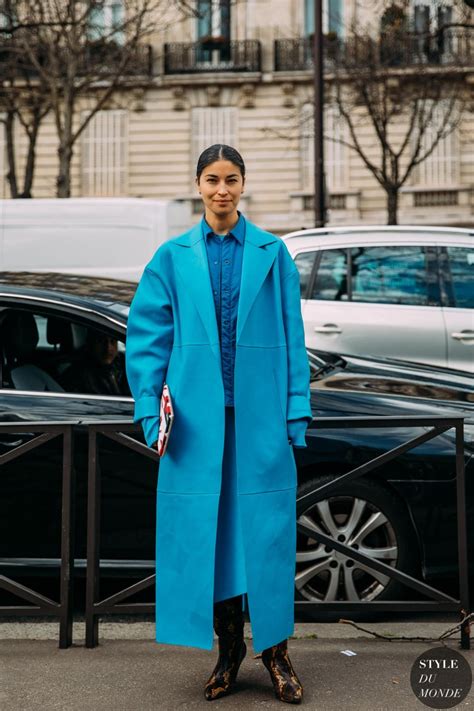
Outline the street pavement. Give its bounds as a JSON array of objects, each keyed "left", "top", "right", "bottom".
[{"left": 0, "top": 620, "right": 473, "bottom": 710}]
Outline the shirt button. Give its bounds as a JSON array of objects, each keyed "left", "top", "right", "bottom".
[
  {"left": 214, "top": 290, "right": 217, "bottom": 294},
  {"left": 214, "top": 260, "right": 218, "bottom": 265}
]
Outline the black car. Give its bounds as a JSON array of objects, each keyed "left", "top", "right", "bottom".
[{"left": 0, "top": 272, "right": 472, "bottom": 606}]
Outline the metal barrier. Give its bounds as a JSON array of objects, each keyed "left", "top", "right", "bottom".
[
  {"left": 294, "top": 416, "right": 470, "bottom": 650},
  {"left": 84, "top": 415, "right": 470, "bottom": 650},
  {"left": 85, "top": 423, "right": 159, "bottom": 649},
  {"left": 0, "top": 416, "right": 470, "bottom": 650},
  {"left": 0, "top": 422, "right": 75, "bottom": 649}
]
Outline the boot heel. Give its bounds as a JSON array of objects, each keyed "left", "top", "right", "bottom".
[
  {"left": 261, "top": 639, "right": 303, "bottom": 704},
  {"left": 204, "top": 639, "right": 246, "bottom": 701}
]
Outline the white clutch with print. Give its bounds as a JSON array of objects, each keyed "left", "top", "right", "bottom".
[{"left": 157, "top": 383, "right": 174, "bottom": 457}]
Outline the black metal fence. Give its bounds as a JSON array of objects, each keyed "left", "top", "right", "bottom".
[
  {"left": 164, "top": 40, "right": 261, "bottom": 74},
  {"left": 0, "top": 416, "right": 470, "bottom": 650},
  {"left": 294, "top": 416, "right": 470, "bottom": 651},
  {"left": 0, "top": 39, "right": 154, "bottom": 79},
  {"left": 85, "top": 423, "right": 158, "bottom": 649},
  {"left": 274, "top": 30, "right": 473, "bottom": 72},
  {"left": 0, "top": 423, "right": 75, "bottom": 649}
]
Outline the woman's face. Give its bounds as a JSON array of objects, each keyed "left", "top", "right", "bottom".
[{"left": 196, "top": 160, "right": 245, "bottom": 219}]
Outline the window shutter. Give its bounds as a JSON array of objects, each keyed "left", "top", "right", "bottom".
[
  {"left": 414, "top": 100, "right": 459, "bottom": 187},
  {"left": 81, "top": 110, "right": 128, "bottom": 196},
  {"left": 300, "top": 102, "right": 347, "bottom": 191},
  {"left": 0, "top": 115, "right": 6, "bottom": 198},
  {"left": 414, "top": 5, "right": 430, "bottom": 34},
  {"left": 300, "top": 102, "right": 314, "bottom": 189},
  {"left": 325, "top": 104, "right": 347, "bottom": 189},
  {"left": 191, "top": 107, "right": 237, "bottom": 180}
]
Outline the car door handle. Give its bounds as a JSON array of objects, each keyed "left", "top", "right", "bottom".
[
  {"left": 314, "top": 324, "right": 343, "bottom": 334},
  {"left": 450, "top": 330, "right": 474, "bottom": 341}
]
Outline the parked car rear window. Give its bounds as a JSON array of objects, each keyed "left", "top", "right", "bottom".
[
  {"left": 294, "top": 251, "right": 317, "bottom": 298},
  {"left": 350, "top": 246, "right": 429, "bottom": 305},
  {"left": 311, "top": 249, "right": 349, "bottom": 301},
  {"left": 446, "top": 247, "right": 474, "bottom": 309}
]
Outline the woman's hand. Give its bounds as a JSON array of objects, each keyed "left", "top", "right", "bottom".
[{"left": 287, "top": 419, "right": 308, "bottom": 448}]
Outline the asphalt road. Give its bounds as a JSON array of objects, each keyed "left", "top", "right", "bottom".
[
  {"left": 1, "top": 637, "right": 473, "bottom": 711},
  {"left": 1, "top": 619, "right": 473, "bottom": 710}
]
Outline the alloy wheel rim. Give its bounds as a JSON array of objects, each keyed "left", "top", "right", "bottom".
[{"left": 296, "top": 495, "right": 399, "bottom": 602}]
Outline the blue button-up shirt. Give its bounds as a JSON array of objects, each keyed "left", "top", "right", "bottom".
[{"left": 202, "top": 211, "right": 245, "bottom": 407}]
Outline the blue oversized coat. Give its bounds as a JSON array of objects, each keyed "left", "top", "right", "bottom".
[{"left": 125, "top": 218, "right": 312, "bottom": 653}]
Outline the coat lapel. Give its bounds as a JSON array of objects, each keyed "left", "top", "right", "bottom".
[
  {"left": 173, "top": 222, "right": 220, "bottom": 359},
  {"left": 236, "top": 219, "right": 279, "bottom": 342},
  {"left": 172, "top": 217, "right": 279, "bottom": 351}
]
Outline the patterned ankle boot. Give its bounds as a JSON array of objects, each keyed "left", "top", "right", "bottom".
[
  {"left": 261, "top": 639, "right": 303, "bottom": 704},
  {"left": 204, "top": 595, "right": 247, "bottom": 701}
]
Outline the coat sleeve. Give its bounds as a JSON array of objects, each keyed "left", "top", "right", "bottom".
[
  {"left": 125, "top": 266, "right": 174, "bottom": 440},
  {"left": 280, "top": 260, "right": 313, "bottom": 437}
]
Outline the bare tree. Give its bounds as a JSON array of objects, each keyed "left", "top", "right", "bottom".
[
  {"left": 269, "top": 0, "right": 471, "bottom": 224},
  {"left": 10, "top": 1, "right": 191, "bottom": 197},
  {"left": 329, "top": 1, "right": 471, "bottom": 223},
  {"left": 0, "top": 1, "right": 51, "bottom": 197}
]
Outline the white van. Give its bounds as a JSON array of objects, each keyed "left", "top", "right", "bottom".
[{"left": 0, "top": 197, "right": 193, "bottom": 281}]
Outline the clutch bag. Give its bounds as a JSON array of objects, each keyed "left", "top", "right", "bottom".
[{"left": 157, "top": 383, "right": 174, "bottom": 457}]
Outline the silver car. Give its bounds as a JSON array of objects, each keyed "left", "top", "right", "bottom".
[{"left": 282, "top": 226, "right": 474, "bottom": 373}]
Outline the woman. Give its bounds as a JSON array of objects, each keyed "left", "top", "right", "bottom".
[{"left": 125, "top": 144, "right": 312, "bottom": 704}]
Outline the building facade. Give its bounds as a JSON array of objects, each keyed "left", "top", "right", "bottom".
[{"left": 4, "top": 0, "right": 474, "bottom": 233}]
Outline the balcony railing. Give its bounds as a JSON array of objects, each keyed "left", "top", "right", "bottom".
[
  {"left": 275, "top": 29, "right": 473, "bottom": 72},
  {"left": 164, "top": 39, "right": 261, "bottom": 74},
  {"left": 80, "top": 40, "right": 153, "bottom": 77},
  {"left": 0, "top": 39, "right": 153, "bottom": 78},
  {"left": 274, "top": 35, "right": 343, "bottom": 72}
]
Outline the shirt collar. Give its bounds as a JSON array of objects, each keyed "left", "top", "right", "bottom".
[{"left": 201, "top": 211, "right": 245, "bottom": 245}]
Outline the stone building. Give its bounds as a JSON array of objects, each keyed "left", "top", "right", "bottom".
[{"left": 4, "top": 0, "right": 474, "bottom": 233}]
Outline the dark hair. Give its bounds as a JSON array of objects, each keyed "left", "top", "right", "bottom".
[{"left": 196, "top": 144, "right": 245, "bottom": 181}]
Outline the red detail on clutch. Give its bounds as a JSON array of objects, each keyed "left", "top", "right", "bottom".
[{"left": 158, "top": 383, "right": 174, "bottom": 457}]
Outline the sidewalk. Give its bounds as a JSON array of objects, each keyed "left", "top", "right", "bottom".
[{"left": 1, "top": 622, "right": 473, "bottom": 710}]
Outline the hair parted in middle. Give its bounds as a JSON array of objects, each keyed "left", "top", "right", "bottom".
[{"left": 196, "top": 144, "right": 246, "bottom": 181}]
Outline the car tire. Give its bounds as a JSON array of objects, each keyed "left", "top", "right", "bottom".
[{"left": 295, "top": 474, "right": 420, "bottom": 618}]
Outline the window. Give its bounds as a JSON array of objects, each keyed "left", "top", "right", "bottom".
[
  {"left": 445, "top": 247, "right": 474, "bottom": 309},
  {"left": 81, "top": 110, "right": 128, "bottom": 196},
  {"left": 311, "top": 249, "right": 349, "bottom": 301},
  {"left": 305, "top": 0, "right": 344, "bottom": 37},
  {"left": 88, "top": 0, "right": 125, "bottom": 43},
  {"left": 412, "top": 1, "right": 453, "bottom": 34},
  {"left": 197, "top": 0, "right": 231, "bottom": 40},
  {"left": 412, "top": 100, "right": 459, "bottom": 188},
  {"left": 300, "top": 103, "right": 348, "bottom": 192},
  {"left": 294, "top": 251, "right": 317, "bottom": 298},
  {"left": 412, "top": 1, "right": 454, "bottom": 61},
  {"left": 191, "top": 107, "right": 237, "bottom": 183},
  {"left": 0, "top": 1, "right": 17, "bottom": 33},
  {"left": 196, "top": 0, "right": 231, "bottom": 63},
  {"left": 351, "top": 246, "right": 430, "bottom": 305},
  {"left": 0, "top": 308, "right": 129, "bottom": 396}
]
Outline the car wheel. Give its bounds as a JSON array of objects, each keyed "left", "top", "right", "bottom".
[{"left": 296, "top": 474, "right": 420, "bottom": 612}]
